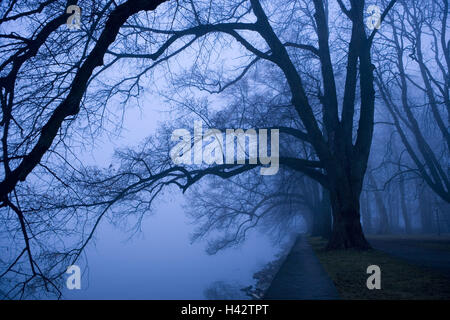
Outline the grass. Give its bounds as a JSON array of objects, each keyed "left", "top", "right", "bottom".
[
  {"left": 367, "top": 234, "right": 450, "bottom": 252},
  {"left": 309, "top": 236, "right": 450, "bottom": 300}
]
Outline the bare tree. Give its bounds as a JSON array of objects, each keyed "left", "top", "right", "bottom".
[
  {"left": 71, "top": 0, "right": 399, "bottom": 250},
  {"left": 1, "top": 0, "right": 406, "bottom": 298},
  {"left": 0, "top": 0, "right": 171, "bottom": 299},
  {"left": 376, "top": 0, "right": 449, "bottom": 203}
]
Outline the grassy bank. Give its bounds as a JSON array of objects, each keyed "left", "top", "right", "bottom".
[
  {"left": 367, "top": 234, "right": 450, "bottom": 251},
  {"left": 309, "top": 237, "right": 450, "bottom": 300}
]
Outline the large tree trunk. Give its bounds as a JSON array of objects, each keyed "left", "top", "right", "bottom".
[{"left": 326, "top": 179, "right": 371, "bottom": 250}]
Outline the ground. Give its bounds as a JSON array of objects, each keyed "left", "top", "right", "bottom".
[
  {"left": 368, "top": 234, "right": 450, "bottom": 276},
  {"left": 309, "top": 235, "right": 450, "bottom": 300},
  {"left": 264, "top": 236, "right": 339, "bottom": 299}
]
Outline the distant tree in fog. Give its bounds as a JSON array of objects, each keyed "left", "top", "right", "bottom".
[{"left": 375, "top": 0, "right": 449, "bottom": 203}]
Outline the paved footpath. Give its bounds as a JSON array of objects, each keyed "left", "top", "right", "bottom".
[{"left": 264, "top": 235, "right": 339, "bottom": 300}]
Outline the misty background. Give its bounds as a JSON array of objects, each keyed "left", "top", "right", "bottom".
[{"left": 61, "top": 104, "right": 282, "bottom": 299}]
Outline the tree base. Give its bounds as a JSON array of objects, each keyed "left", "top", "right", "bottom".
[{"left": 326, "top": 217, "right": 372, "bottom": 250}]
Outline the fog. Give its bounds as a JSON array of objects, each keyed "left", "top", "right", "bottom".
[
  {"left": 61, "top": 102, "right": 280, "bottom": 299},
  {"left": 63, "top": 197, "right": 278, "bottom": 299}
]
